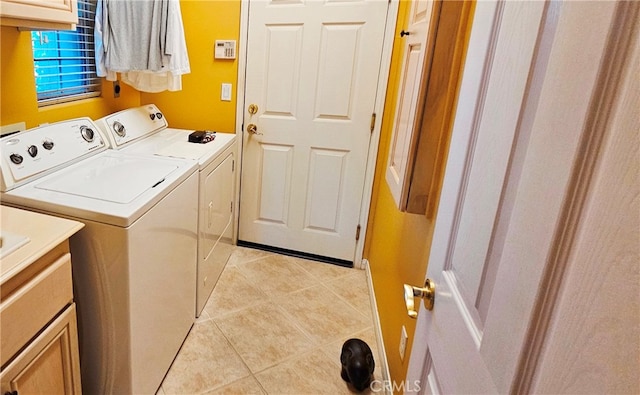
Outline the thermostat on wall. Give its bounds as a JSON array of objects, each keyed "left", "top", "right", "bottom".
[{"left": 215, "top": 40, "right": 236, "bottom": 59}]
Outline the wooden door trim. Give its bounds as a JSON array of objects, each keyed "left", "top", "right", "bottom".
[
  {"left": 405, "top": 0, "right": 475, "bottom": 215},
  {"left": 513, "top": 2, "right": 638, "bottom": 391}
]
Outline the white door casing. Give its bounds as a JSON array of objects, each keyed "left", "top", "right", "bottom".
[
  {"left": 406, "top": 1, "right": 629, "bottom": 393},
  {"left": 238, "top": 0, "right": 390, "bottom": 262}
]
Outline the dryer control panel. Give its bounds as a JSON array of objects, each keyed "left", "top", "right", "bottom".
[{"left": 0, "top": 118, "right": 106, "bottom": 191}]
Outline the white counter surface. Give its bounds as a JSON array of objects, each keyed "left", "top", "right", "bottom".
[{"left": 0, "top": 205, "right": 83, "bottom": 286}]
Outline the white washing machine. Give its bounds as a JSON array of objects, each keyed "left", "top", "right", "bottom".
[
  {"left": 95, "top": 104, "right": 236, "bottom": 316},
  {"left": 0, "top": 118, "right": 198, "bottom": 394}
]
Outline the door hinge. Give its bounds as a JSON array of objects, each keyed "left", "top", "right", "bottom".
[
  {"left": 355, "top": 224, "right": 361, "bottom": 241},
  {"left": 370, "top": 113, "right": 376, "bottom": 133}
]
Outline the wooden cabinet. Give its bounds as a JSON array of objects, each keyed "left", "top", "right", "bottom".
[
  {"left": 1, "top": 305, "right": 81, "bottom": 394},
  {"left": 0, "top": 206, "right": 83, "bottom": 394},
  {"left": 0, "top": 0, "right": 77, "bottom": 30},
  {"left": 385, "top": 0, "right": 473, "bottom": 215}
]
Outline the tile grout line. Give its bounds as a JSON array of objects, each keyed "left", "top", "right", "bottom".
[
  {"left": 204, "top": 319, "right": 262, "bottom": 394},
  {"left": 166, "top": 247, "right": 382, "bottom": 394}
]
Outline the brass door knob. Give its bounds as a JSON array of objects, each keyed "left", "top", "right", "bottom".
[
  {"left": 404, "top": 279, "right": 435, "bottom": 318},
  {"left": 248, "top": 104, "right": 258, "bottom": 115},
  {"left": 247, "top": 123, "right": 262, "bottom": 135}
]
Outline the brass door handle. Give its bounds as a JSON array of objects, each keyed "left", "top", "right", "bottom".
[
  {"left": 247, "top": 123, "right": 262, "bottom": 135},
  {"left": 404, "top": 279, "right": 435, "bottom": 318}
]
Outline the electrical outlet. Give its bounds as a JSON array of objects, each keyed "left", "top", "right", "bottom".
[{"left": 399, "top": 325, "right": 408, "bottom": 361}]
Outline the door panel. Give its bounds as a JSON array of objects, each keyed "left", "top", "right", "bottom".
[
  {"left": 257, "top": 144, "right": 293, "bottom": 224},
  {"left": 305, "top": 148, "right": 347, "bottom": 232},
  {"left": 240, "top": 0, "right": 388, "bottom": 261},
  {"left": 407, "top": 1, "right": 545, "bottom": 391},
  {"left": 407, "top": 1, "right": 622, "bottom": 393},
  {"left": 262, "top": 25, "right": 302, "bottom": 117}
]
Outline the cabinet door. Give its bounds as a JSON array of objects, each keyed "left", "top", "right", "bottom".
[
  {"left": 1, "top": 304, "right": 82, "bottom": 395},
  {"left": 0, "top": 0, "right": 77, "bottom": 29}
]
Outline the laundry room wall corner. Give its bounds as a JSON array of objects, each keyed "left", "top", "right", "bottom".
[{"left": 140, "top": 0, "right": 241, "bottom": 133}]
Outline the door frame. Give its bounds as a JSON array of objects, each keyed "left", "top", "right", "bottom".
[{"left": 234, "top": 0, "right": 400, "bottom": 267}]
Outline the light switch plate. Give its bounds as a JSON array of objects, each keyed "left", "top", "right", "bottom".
[{"left": 221, "top": 83, "right": 232, "bottom": 101}]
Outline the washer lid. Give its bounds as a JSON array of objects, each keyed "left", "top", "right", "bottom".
[{"left": 35, "top": 154, "right": 178, "bottom": 204}]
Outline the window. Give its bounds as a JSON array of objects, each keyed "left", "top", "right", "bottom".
[{"left": 31, "top": 0, "right": 101, "bottom": 106}]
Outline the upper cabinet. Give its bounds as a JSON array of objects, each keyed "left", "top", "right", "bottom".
[
  {"left": 0, "top": 0, "right": 77, "bottom": 30},
  {"left": 385, "top": 0, "right": 474, "bottom": 215}
]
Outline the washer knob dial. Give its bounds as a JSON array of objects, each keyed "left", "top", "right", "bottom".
[
  {"left": 27, "top": 145, "right": 38, "bottom": 158},
  {"left": 10, "top": 153, "right": 23, "bottom": 165},
  {"left": 113, "top": 121, "right": 126, "bottom": 137},
  {"left": 42, "top": 139, "right": 54, "bottom": 150},
  {"left": 80, "top": 126, "right": 95, "bottom": 142}
]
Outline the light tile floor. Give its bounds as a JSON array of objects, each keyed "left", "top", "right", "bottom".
[{"left": 158, "top": 246, "right": 383, "bottom": 395}]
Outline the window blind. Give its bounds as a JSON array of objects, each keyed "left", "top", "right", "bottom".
[{"left": 31, "top": 0, "right": 101, "bottom": 106}]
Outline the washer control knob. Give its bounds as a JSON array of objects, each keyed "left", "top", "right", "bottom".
[
  {"left": 80, "top": 126, "right": 95, "bottom": 142},
  {"left": 9, "top": 153, "right": 23, "bottom": 165},
  {"left": 42, "top": 139, "right": 54, "bottom": 150},
  {"left": 113, "top": 121, "right": 126, "bottom": 137},
  {"left": 156, "top": 112, "right": 163, "bottom": 119},
  {"left": 27, "top": 145, "right": 38, "bottom": 158}
]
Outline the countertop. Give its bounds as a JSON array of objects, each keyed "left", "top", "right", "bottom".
[{"left": 0, "top": 205, "right": 83, "bottom": 286}]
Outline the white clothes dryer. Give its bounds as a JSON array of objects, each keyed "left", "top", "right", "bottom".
[
  {"left": 96, "top": 105, "right": 236, "bottom": 316},
  {"left": 0, "top": 119, "right": 198, "bottom": 394}
]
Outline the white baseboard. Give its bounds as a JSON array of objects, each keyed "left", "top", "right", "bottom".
[{"left": 363, "top": 258, "right": 392, "bottom": 395}]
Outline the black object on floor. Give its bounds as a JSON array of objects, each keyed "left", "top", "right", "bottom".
[{"left": 340, "top": 338, "right": 375, "bottom": 392}]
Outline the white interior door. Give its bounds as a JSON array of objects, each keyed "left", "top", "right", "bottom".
[
  {"left": 239, "top": 0, "right": 388, "bottom": 262},
  {"left": 406, "top": 1, "right": 626, "bottom": 393}
]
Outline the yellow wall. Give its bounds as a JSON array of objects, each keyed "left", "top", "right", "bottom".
[
  {"left": 0, "top": 26, "right": 139, "bottom": 128},
  {"left": 363, "top": 1, "right": 435, "bottom": 385},
  {"left": 140, "top": 0, "right": 240, "bottom": 132},
  {"left": 364, "top": 1, "right": 474, "bottom": 387},
  {"left": 0, "top": 0, "right": 240, "bottom": 133}
]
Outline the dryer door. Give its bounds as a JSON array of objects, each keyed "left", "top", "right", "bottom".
[{"left": 197, "top": 150, "right": 234, "bottom": 314}]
